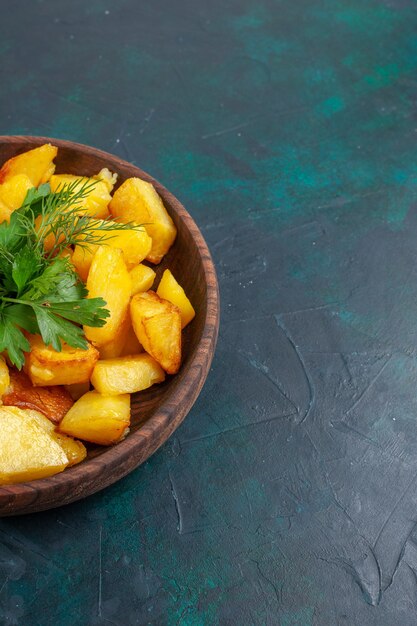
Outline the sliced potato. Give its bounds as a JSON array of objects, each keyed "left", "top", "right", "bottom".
[
  {"left": 130, "top": 264, "right": 156, "bottom": 295},
  {"left": 71, "top": 247, "right": 93, "bottom": 283},
  {"left": 130, "top": 291, "right": 181, "bottom": 374},
  {"left": 22, "top": 408, "right": 55, "bottom": 433},
  {"left": 0, "top": 406, "right": 68, "bottom": 484},
  {"left": 3, "top": 369, "right": 73, "bottom": 424},
  {"left": 0, "top": 356, "right": 10, "bottom": 399},
  {"left": 49, "top": 174, "right": 111, "bottom": 219},
  {"left": 59, "top": 391, "right": 130, "bottom": 445},
  {"left": 94, "top": 168, "right": 118, "bottom": 192},
  {"left": 140, "top": 312, "right": 182, "bottom": 374},
  {"left": 91, "top": 354, "right": 165, "bottom": 395},
  {"left": 130, "top": 290, "right": 167, "bottom": 317},
  {"left": 0, "top": 174, "right": 33, "bottom": 211},
  {"left": 72, "top": 220, "right": 152, "bottom": 281},
  {"left": 0, "top": 144, "right": 57, "bottom": 186},
  {"left": 21, "top": 409, "right": 87, "bottom": 467},
  {"left": 84, "top": 246, "right": 132, "bottom": 347},
  {"left": 53, "top": 433, "right": 87, "bottom": 466},
  {"left": 109, "top": 177, "right": 176, "bottom": 264},
  {"left": 24, "top": 335, "right": 99, "bottom": 386},
  {"left": 156, "top": 269, "right": 195, "bottom": 328}
]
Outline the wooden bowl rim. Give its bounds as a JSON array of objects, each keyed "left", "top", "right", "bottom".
[{"left": 0, "top": 135, "right": 220, "bottom": 514}]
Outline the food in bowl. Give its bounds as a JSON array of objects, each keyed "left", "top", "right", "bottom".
[{"left": 0, "top": 143, "right": 195, "bottom": 484}]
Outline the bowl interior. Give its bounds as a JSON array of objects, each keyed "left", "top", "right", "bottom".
[{"left": 0, "top": 136, "right": 219, "bottom": 514}]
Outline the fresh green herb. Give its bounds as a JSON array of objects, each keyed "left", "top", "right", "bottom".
[
  {"left": 20, "top": 179, "right": 143, "bottom": 258},
  {"left": 0, "top": 180, "right": 144, "bottom": 369}
]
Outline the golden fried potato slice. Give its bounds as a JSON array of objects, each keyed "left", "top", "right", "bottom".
[
  {"left": 0, "top": 356, "right": 10, "bottom": 399},
  {"left": 22, "top": 409, "right": 87, "bottom": 467},
  {"left": 0, "top": 174, "right": 33, "bottom": 212},
  {"left": 49, "top": 174, "right": 112, "bottom": 219},
  {"left": 109, "top": 177, "right": 176, "bottom": 264},
  {"left": 0, "top": 144, "right": 57, "bottom": 186},
  {"left": 156, "top": 269, "right": 195, "bottom": 328},
  {"left": 24, "top": 334, "right": 99, "bottom": 386},
  {"left": 129, "top": 264, "right": 156, "bottom": 295},
  {"left": 72, "top": 220, "right": 152, "bottom": 281},
  {"left": 59, "top": 391, "right": 130, "bottom": 446},
  {"left": 84, "top": 246, "right": 132, "bottom": 347},
  {"left": 0, "top": 406, "right": 68, "bottom": 484},
  {"left": 94, "top": 168, "right": 118, "bottom": 192},
  {"left": 3, "top": 369, "right": 74, "bottom": 424},
  {"left": 140, "top": 313, "right": 181, "bottom": 374},
  {"left": 130, "top": 291, "right": 181, "bottom": 374},
  {"left": 91, "top": 353, "right": 165, "bottom": 395},
  {"left": 53, "top": 432, "right": 87, "bottom": 466}
]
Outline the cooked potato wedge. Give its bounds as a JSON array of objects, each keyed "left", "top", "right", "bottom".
[
  {"left": 24, "top": 335, "right": 99, "bottom": 386},
  {"left": 72, "top": 220, "right": 152, "bottom": 281},
  {"left": 139, "top": 312, "right": 182, "bottom": 374},
  {"left": 22, "top": 409, "right": 87, "bottom": 467},
  {"left": 0, "top": 174, "right": 33, "bottom": 212},
  {"left": 109, "top": 177, "right": 176, "bottom": 264},
  {"left": 94, "top": 168, "right": 118, "bottom": 192},
  {"left": 0, "top": 406, "right": 68, "bottom": 484},
  {"left": 0, "top": 144, "right": 57, "bottom": 186},
  {"left": 156, "top": 269, "right": 195, "bottom": 328},
  {"left": 131, "top": 290, "right": 168, "bottom": 317},
  {"left": 84, "top": 246, "right": 132, "bottom": 347},
  {"left": 130, "top": 291, "right": 181, "bottom": 374},
  {"left": 3, "top": 369, "right": 74, "bottom": 424},
  {"left": 49, "top": 174, "right": 112, "bottom": 219},
  {"left": 53, "top": 432, "right": 87, "bottom": 466},
  {"left": 0, "top": 356, "right": 10, "bottom": 399},
  {"left": 22, "top": 408, "right": 56, "bottom": 433},
  {"left": 130, "top": 264, "right": 156, "bottom": 295},
  {"left": 91, "top": 353, "right": 165, "bottom": 395},
  {"left": 59, "top": 391, "right": 130, "bottom": 445}
]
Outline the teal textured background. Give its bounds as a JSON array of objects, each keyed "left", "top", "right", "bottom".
[{"left": 2, "top": 0, "right": 417, "bottom": 624}]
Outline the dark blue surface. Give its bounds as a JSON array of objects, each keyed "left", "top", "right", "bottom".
[{"left": 2, "top": 1, "right": 417, "bottom": 624}]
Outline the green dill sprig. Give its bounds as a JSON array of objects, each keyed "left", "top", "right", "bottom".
[{"left": 20, "top": 179, "right": 145, "bottom": 259}]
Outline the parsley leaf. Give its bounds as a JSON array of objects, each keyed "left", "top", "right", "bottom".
[
  {"left": 44, "top": 298, "right": 110, "bottom": 326},
  {"left": 12, "top": 247, "right": 40, "bottom": 294},
  {"left": 0, "top": 307, "right": 31, "bottom": 368},
  {"left": 33, "top": 306, "right": 89, "bottom": 352},
  {"left": 20, "top": 183, "right": 52, "bottom": 219}
]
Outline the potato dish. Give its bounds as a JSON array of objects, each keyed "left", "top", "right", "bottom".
[{"left": 0, "top": 144, "right": 195, "bottom": 484}]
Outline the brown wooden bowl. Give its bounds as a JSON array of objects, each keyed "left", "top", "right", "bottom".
[{"left": 0, "top": 136, "right": 219, "bottom": 516}]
